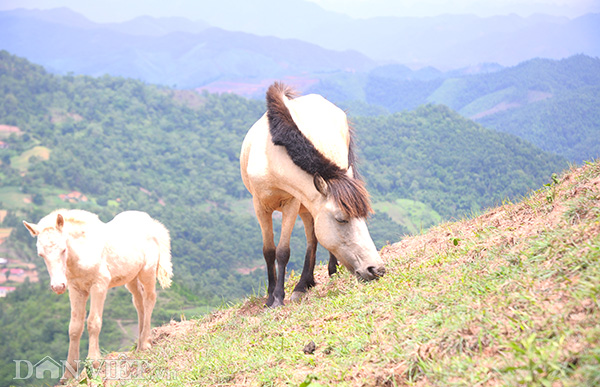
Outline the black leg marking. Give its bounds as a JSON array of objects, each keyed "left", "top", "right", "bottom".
[
  {"left": 293, "top": 243, "right": 317, "bottom": 294},
  {"left": 271, "top": 246, "right": 290, "bottom": 307},
  {"left": 263, "top": 247, "right": 276, "bottom": 307},
  {"left": 328, "top": 253, "right": 338, "bottom": 277}
]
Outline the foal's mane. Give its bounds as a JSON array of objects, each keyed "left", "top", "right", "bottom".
[
  {"left": 41, "top": 209, "right": 101, "bottom": 234},
  {"left": 266, "top": 82, "right": 372, "bottom": 218}
]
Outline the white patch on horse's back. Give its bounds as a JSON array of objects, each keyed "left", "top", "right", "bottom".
[{"left": 284, "top": 94, "right": 350, "bottom": 169}]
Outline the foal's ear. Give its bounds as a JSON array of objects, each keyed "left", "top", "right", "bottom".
[
  {"left": 23, "top": 221, "right": 39, "bottom": 237},
  {"left": 314, "top": 174, "right": 329, "bottom": 196},
  {"left": 56, "top": 214, "right": 64, "bottom": 230}
]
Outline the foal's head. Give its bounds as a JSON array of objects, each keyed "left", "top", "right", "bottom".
[{"left": 23, "top": 213, "right": 69, "bottom": 294}]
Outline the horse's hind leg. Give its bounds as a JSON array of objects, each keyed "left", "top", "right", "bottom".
[
  {"left": 272, "top": 199, "right": 301, "bottom": 307},
  {"left": 291, "top": 210, "right": 317, "bottom": 301},
  {"left": 253, "top": 197, "right": 277, "bottom": 307},
  {"left": 138, "top": 269, "right": 157, "bottom": 351},
  {"left": 126, "top": 279, "right": 145, "bottom": 349}
]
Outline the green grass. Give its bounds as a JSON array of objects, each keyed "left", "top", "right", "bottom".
[
  {"left": 70, "top": 161, "right": 600, "bottom": 386},
  {"left": 10, "top": 146, "right": 50, "bottom": 173},
  {"left": 373, "top": 198, "right": 441, "bottom": 234},
  {"left": 0, "top": 186, "right": 29, "bottom": 208}
]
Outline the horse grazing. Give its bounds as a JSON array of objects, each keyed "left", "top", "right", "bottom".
[
  {"left": 240, "top": 82, "right": 385, "bottom": 307},
  {"left": 23, "top": 209, "right": 172, "bottom": 382}
]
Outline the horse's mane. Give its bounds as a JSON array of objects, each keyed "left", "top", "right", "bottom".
[
  {"left": 266, "top": 82, "right": 372, "bottom": 218},
  {"left": 40, "top": 209, "right": 101, "bottom": 234}
]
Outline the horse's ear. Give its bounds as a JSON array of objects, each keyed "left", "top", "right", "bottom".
[
  {"left": 314, "top": 174, "right": 329, "bottom": 196},
  {"left": 23, "top": 221, "right": 39, "bottom": 237},
  {"left": 56, "top": 214, "right": 64, "bottom": 230},
  {"left": 347, "top": 166, "right": 354, "bottom": 178}
]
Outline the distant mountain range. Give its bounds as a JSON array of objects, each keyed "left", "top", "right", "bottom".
[
  {"left": 311, "top": 55, "right": 600, "bottom": 163},
  {"left": 0, "top": 8, "right": 374, "bottom": 89},
  {"left": 1, "top": 7, "right": 598, "bottom": 91}
]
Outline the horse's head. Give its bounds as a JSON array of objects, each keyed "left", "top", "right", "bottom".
[
  {"left": 312, "top": 174, "right": 386, "bottom": 281},
  {"left": 23, "top": 214, "right": 68, "bottom": 294}
]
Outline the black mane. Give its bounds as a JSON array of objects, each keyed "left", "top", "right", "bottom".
[{"left": 265, "top": 82, "right": 372, "bottom": 218}]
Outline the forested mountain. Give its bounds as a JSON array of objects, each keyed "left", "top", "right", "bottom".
[
  {"left": 311, "top": 55, "right": 600, "bottom": 163},
  {"left": 0, "top": 51, "right": 567, "bottom": 386}
]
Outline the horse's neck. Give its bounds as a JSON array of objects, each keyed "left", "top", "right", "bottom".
[{"left": 65, "top": 223, "right": 107, "bottom": 270}]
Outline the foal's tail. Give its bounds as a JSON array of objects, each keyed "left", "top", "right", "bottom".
[{"left": 152, "top": 219, "right": 173, "bottom": 289}]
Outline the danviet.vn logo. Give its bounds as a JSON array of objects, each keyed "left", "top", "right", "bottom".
[{"left": 14, "top": 355, "right": 176, "bottom": 381}]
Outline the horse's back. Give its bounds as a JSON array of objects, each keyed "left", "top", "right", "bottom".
[
  {"left": 241, "top": 92, "right": 350, "bottom": 201},
  {"left": 108, "top": 211, "right": 164, "bottom": 241},
  {"left": 105, "top": 211, "right": 165, "bottom": 256},
  {"left": 110, "top": 210, "right": 152, "bottom": 226},
  {"left": 283, "top": 93, "right": 350, "bottom": 169}
]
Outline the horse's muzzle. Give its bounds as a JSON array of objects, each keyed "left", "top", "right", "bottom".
[
  {"left": 51, "top": 283, "right": 67, "bottom": 294},
  {"left": 356, "top": 265, "right": 386, "bottom": 281}
]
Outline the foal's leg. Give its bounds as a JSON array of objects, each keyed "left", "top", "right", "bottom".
[
  {"left": 126, "top": 279, "right": 145, "bottom": 349},
  {"left": 63, "top": 287, "right": 89, "bottom": 382},
  {"left": 138, "top": 271, "right": 157, "bottom": 351},
  {"left": 272, "top": 199, "right": 301, "bottom": 308},
  {"left": 291, "top": 210, "right": 318, "bottom": 301},
  {"left": 87, "top": 284, "right": 108, "bottom": 363},
  {"left": 253, "top": 198, "right": 276, "bottom": 307}
]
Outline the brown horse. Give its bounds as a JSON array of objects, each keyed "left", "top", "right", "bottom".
[{"left": 240, "top": 82, "right": 385, "bottom": 307}]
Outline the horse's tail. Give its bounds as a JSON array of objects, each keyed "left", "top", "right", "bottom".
[{"left": 153, "top": 219, "right": 173, "bottom": 289}]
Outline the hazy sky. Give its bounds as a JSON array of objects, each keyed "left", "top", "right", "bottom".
[
  {"left": 306, "top": 0, "right": 600, "bottom": 18},
  {"left": 0, "top": 0, "right": 598, "bottom": 22}
]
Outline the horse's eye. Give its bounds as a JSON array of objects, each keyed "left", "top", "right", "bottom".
[{"left": 335, "top": 217, "right": 349, "bottom": 224}]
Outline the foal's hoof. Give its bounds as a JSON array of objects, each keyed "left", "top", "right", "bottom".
[
  {"left": 138, "top": 342, "right": 152, "bottom": 351},
  {"left": 290, "top": 290, "right": 306, "bottom": 302}
]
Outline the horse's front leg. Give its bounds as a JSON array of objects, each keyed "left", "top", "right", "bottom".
[
  {"left": 87, "top": 283, "right": 108, "bottom": 365},
  {"left": 253, "top": 198, "right": 277, "bottom": 307},
  {"left": 272, "top": 199, "right": 301, "bottom": 307},
  {"left": 63, "top": 287, "right": 89, "bottom": 383},
  {"left": 291, "top": 210, "right": 318, "bottom": 301},
  {"left": 328, "top": 252, "right": 338, "bottom": 276}
]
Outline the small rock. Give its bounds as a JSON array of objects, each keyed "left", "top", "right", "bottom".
[{"left": 303, "top": 340, "right": 316, "bottom": 354}]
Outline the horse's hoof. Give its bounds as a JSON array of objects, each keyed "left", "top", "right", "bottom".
[
  {"left": 138, "top": 342, "right": 151, "bottom": 351},
  {"left": 290, "top": 291, "right": 306, "bottom": 302},
  {"left": 270, "top": 299, "right": 284, "bottom": 308}
]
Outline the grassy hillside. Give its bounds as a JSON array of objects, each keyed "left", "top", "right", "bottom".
[{"left": 79, "top": 160, "right": 600, "bottom": 387}]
